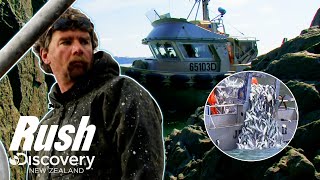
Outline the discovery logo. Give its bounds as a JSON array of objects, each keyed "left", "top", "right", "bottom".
[{"left": 8, "top": 153, "right": 23, "bottom": 165}]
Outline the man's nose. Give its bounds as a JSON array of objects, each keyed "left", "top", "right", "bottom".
[{"left": 72, "top": 41, "right": 84, "bottom": 55}]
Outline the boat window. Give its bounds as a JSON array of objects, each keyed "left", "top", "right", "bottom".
[
  {"left": 180, "top": 44, "right": 212, "bottom": 58},
  {"left": 150, "top": 43, "right": 177, "bottom": 59}
]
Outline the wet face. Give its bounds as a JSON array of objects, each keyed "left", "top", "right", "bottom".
[{"left": 41, "top": 30, "right": 93, "bottom": 91}]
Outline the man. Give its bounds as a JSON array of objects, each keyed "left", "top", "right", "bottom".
[{"left": 29, "top": 7, "right": 164, "bottom": 179}]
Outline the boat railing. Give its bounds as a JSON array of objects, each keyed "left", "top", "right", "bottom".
[
  {"left": 205, "top": 103, "right": 241, "bottom": 115},
  {"left": 205, "top": 104, "right": 244, "bottom": 129},
  {"left": 230, "top": 36, "right": 258, "bottom": 42}
]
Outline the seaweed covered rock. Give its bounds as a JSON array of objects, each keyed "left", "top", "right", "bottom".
[
  {"left": 186, "top": 106, "right": 205, "bottom": 128},
  {"left": 290, "top": 120, "right": 320, "bottom": 158},
  {"left": 265, "top": 147, "right": 316, "bottom": 179},
  {"left": 252, "top": 26, "right": 320, "bottom": 71},
  {"left": 286, "top": 81, "right": 320, "bottom": 116},
  {"left": 264, "top": 51, "right": 320, "bottom": 81},
  {"left": 303, "top": 110, "right": 320, "bottom": 126},
  {"left": 164, "top": 124, "right": 213, "bottom": 179}
]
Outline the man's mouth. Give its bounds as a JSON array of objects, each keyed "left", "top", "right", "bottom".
[{"left": 69, "top": 60, "right": 86, "bottom": 67}]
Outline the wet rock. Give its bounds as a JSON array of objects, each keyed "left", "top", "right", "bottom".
[{"left": 265, "top": 147, "right": 316, "bottom": 179}]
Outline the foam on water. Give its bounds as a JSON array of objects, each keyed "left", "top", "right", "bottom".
[{"left": 225, "top": 146, "right": 284, "bottom": 161}]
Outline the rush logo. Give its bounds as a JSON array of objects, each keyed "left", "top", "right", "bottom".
[{"left": 9, "top": 116, "right": 96, "bottom": 151}]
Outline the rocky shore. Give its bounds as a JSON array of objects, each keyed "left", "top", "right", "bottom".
[{"left": 164, "top": 21, "right": 320, "bottom": 180}]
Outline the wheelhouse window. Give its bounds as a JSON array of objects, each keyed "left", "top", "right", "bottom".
[
  {"left": 180, "top": 43, "right": 212, "bottom": 59},
  {"left": 150, "top": 42, "right": 177, "bottom": 59}
]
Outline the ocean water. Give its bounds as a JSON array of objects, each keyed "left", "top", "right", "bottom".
[
  {"left": 163, "top": 120, "right": 187, "bottom": 137},
  {"left": 225, "top": 147, "right": 284, "bottom": 161}
]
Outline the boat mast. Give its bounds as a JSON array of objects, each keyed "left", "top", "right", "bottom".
[{"left": 202, "top": 0, "right": 210, "bottom": 21}]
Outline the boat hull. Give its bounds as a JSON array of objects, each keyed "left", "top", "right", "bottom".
[{"left": 121, "top": 66, "right": 227, "bottom": 114}]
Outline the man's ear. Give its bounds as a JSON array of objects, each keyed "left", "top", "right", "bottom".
[{"left": 40, "top": 48, "right": 50, "bottom": 65}]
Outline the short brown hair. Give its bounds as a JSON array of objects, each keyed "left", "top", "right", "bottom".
[{"left": 33, "top": 7, "right": 98, "bottom": 73}]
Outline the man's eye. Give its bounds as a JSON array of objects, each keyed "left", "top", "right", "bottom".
[
  {"left": 81, "top": 39, "right": 90, "bottom": 45},
  {"left": 61, "top": 40, "right": 71, "bottom": 45}
]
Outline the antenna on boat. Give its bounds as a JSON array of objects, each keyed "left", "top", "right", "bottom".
[
  {"left": 187, "top": 0, "right": 199, "bottom": 20},
  {"left": 202, "top": 0, "right": 210, "bottom": 21},
  {"left": 153, "top": 9, "right": 161, "bottom": 19},
  {"left": 187, "top": 0, "right": 210, "bottom": 21}
]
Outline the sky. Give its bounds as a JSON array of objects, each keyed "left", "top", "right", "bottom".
[{"left": 72, "top": 0, "right": 320, "bottom": 58}]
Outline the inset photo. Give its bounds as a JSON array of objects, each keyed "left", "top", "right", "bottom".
[
  {"left": 0, "top": 140, "right": 9, "bottom": 180},
  {"left": 204, "top": 71, "right": 298, "bottom": 161}
]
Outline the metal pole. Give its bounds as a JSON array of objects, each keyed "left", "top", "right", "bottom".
[{"left": 0, "top": 0, "right": 77, "bottom": 80}]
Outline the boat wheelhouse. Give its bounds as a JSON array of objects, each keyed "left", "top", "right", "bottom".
[{"left": 121, "top": 0, "right": 258, "bottom": 113}]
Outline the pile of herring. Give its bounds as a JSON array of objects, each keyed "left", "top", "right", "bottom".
[{"left": 237, "top": 84, "right": 284, "bottom": 150}]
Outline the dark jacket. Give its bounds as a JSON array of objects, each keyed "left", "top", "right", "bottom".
[{"left": 28, "top": 51, "right": 164, "bottom": 180}]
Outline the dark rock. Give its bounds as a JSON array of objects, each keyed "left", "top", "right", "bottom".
[
  {"left": 166, "top": 143, "right": 192, "bottom": 174},
  {"left": 290, "top": 120, "right": 320, "bottom": 160},
  {"left": 303, "top": 110, "right": 320, "bottom": 125},
  {"left": 314, "top": 153, "right": 320, "bottom": 172},
  {"left": 199, "top": 147, "right": 225, "bottom": 179},
  {"left": 186, "top": 106, "right": 205, "bottom": 129}
]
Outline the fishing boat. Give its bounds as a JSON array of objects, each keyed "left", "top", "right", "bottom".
[
  {"left": 204, "top": 72, "right": 298, "bottom": 154},
  {"left": 120, "top": 0, "right": 258, "bottom": 113}
]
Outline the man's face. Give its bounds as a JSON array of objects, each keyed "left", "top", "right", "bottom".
[{"left": 41, "top": 29, "right": 93, "bottom": 84}]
